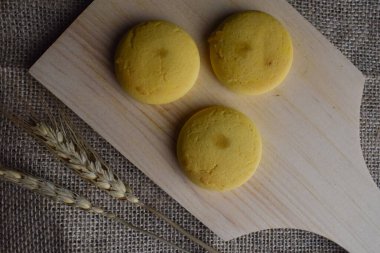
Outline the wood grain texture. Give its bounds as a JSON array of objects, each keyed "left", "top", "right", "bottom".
[{"left": 29, "top": 0, "right": 380, "bottom": 252}]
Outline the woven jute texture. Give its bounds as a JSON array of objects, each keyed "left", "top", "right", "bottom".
[{"left": 0, "top": 1, "right": 379, "bottom": 252}]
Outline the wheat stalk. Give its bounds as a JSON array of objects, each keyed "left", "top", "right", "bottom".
[
  {"left": 0, "top": 165, "right": 190, "bottom": 253},
  {"left": 0, "top": 106, "right": 219, "bottom": 253},
  {"left": 33, "top": 121, "right": 139, "bottom": 203}
]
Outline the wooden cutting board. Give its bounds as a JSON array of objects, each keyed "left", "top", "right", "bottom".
[{"left": 29, "top": 0, "right": 380, "bottom": 252}]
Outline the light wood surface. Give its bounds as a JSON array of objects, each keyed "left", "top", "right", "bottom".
[{"left": 30, "top": 0, "right": 380, "bottom": 252}]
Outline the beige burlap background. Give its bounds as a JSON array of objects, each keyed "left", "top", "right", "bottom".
[{"left": 1, "top": 0, "right": 379, "bottom": 252}]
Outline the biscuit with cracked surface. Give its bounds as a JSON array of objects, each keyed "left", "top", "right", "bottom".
[
  {"left": 177, "top": 105, "right": 262, "bottom": 191},
  {"left": 115, "top": 20, "right": 200, "bottom": 104},
  {"left": 208, "top": 11, "right": 293, "bottom": 95}
]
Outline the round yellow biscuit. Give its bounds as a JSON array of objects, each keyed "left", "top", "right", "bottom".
[
  {"left": 115, "top": 21, "right": 200, "bottom": 104},
  {"left": 177, "top": 106, "right": 262, "bottom": 191},
  {"left": 208, "top": 11, "right": 293, "bottom": 95}
]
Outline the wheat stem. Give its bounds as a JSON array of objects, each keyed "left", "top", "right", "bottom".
[
  {"left": 139, "top": 203, "right": 219, "bottom": 253},
  {"left": 0, "top": 107, "right": 219, "bottom": 253},
  {"left": 0, "top": 166, "right": 190, "bottom": 253},
  {"left": 36, "top": 121, "right": 219, "bottom": 252}
]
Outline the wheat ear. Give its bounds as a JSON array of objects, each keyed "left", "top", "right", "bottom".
[
  {"left": 0, "top": 107, "right": 219, "bottom": 253},
  {"left": 0, "top": 165, "right": 191, "bottom": 253}
]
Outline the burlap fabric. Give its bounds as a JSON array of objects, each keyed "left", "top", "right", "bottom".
[{"left": 1, "top": 1, "right": 379, "bottom": 252}]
